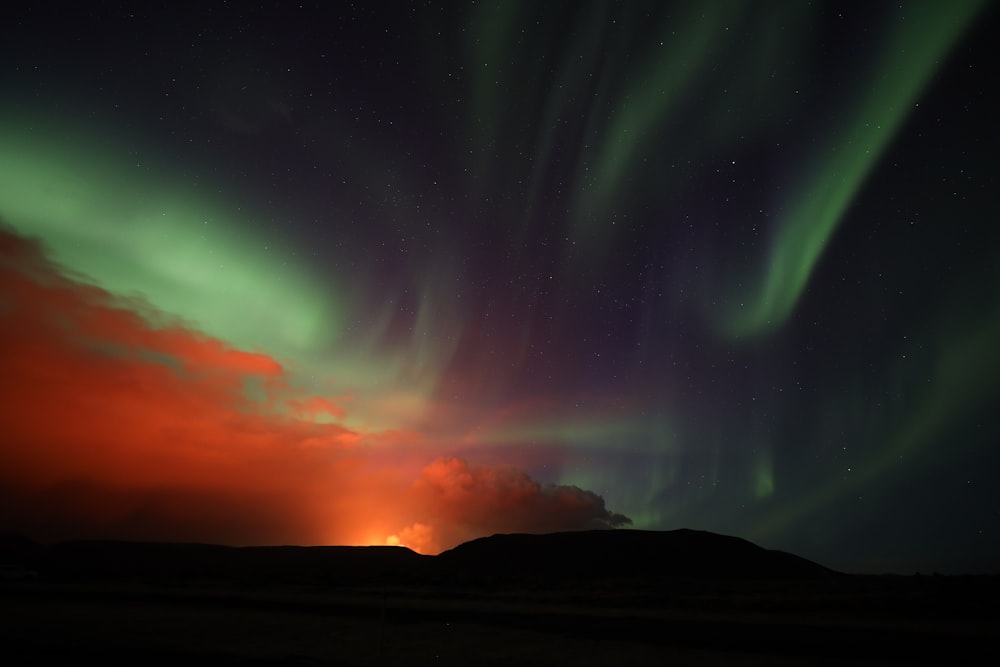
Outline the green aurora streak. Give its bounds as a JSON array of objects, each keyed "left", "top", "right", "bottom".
[
  {"left": 748, "top": 290, "right": 1000, "bottom": 543},
  {"left": 718, "top": 0, "right": 988, "bottom": 339}
]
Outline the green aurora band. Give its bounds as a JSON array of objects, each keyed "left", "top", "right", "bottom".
[
  {"left": 0, "top": 109, "right": 462, "bottom": 432},
  {"left": 0, "top": 111, "right": 336, "bottom": 356},
  {"left": 717, "top": 0, "right": 988, "bottom": 339}
]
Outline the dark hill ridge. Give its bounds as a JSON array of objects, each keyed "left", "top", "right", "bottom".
[
  {"left": 435, "top": 529, "right": 836, "bottom": 582},
  {"left": 38, "top": 541, "right": 429, "bottom": 585},
  {"left": 0, "top": 529, "right": 835, "bottom": 586}
]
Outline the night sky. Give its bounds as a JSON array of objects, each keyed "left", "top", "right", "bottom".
[{"left": 1, "top": 1, "right": 998, "bottom": 574}]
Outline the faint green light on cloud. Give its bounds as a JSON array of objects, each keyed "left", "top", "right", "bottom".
[{"left": 752, "top": 450, "right": 774, "bottom": 499}]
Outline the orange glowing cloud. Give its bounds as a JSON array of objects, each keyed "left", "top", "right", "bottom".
[
  {"left": 0, "top": 225, "right": 629, "bottom": 552},
  {"left": 387, "top": 457, "right": 630, "bottom": 553}
]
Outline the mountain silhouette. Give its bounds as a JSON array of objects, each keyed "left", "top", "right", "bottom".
[
  {"left": 435, "top": 529, "right": 835, "bottom": 584},
  {"left": 0, "top": 529, "right": 834, "bottom": 586}
]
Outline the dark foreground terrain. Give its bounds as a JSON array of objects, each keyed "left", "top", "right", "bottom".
[{"left": 1, "top": 530, "right": 997, "bottom": 665}]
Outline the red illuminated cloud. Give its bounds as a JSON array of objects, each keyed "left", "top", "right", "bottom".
[
  {"left": 390, "top": 457, "right": 631, "bottom": 553},
  {"left": 0, "top": 226, "right": 358, "bottom": 545},
  {"left": 0, "top": 224, "right": 629, "bottom": 552}
]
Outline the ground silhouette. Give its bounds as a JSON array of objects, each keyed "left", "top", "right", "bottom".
[{"left": 1, "top": 529, "right": 997, "bottom": 665}]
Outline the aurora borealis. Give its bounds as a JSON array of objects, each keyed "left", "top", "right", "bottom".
[{"left": 1, "top": 1, "right": 997, "bottom": 573}]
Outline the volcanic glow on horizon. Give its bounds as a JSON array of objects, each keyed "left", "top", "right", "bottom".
[{"left": 1, "top": 1, "right": 998, "bottom": 571}]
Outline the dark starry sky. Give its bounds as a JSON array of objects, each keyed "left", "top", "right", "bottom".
[{"left": 1, "top": 1, "right": 998, "bottom": 572}]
